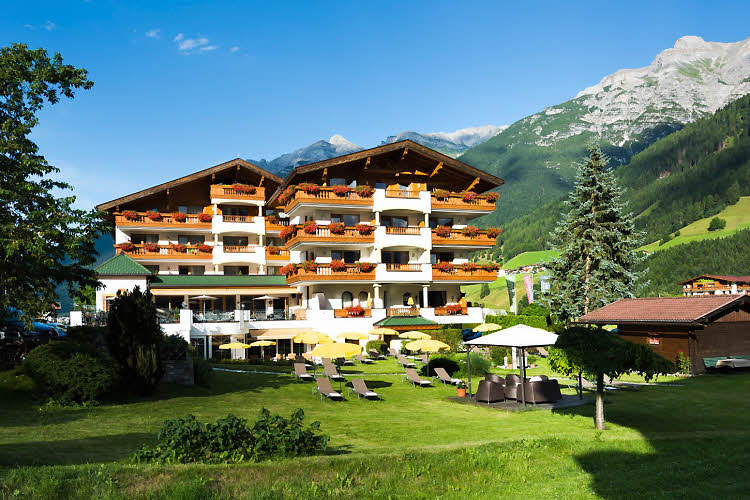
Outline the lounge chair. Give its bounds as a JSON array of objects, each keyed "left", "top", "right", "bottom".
[
  {"left": 522, "top": 378, "right": 562, "bottom": 404},
  {"left": 369, "top": 348, "right": 385, "bottom": 360},
  {"left": 404, "top": 368, "right": 433, "bottom": 387},
  {"left": 388, "top": 347, "right": 399, "bottom": 357},
  {"left": 434, "top": 367, "right": 462, "bottom": 386},
  {"left": 397, "top": 355, "right": 416, "bottom": 369},
  {"left": 337, "top": 356, "right": 355, "bottom": 366},
  {"left": 324, "top": 364, "right": 346, "bottom": 383},
  {"left": 292, "top": 362, "right": 314, "bottom": 382},
  {"left": 420, "top": 354, "right": 430, "bottom": 364},
  {"left": 314, "top": 377, "right": 343, "bottom": 401},
  {"left": 349, "top": 379, "right": 380, "bottom": 400},
  {"left": 355, "top": 353, "right": 374, "bottom": 364}
]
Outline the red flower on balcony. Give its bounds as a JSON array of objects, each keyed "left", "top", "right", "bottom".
[
  {"left": 346, "top": 304, "right": 365, "bottom": 317},
  {"left": 170, "top": 244, "right": 187, "bottom": 253},
  {"left": 445, "top": 304, "right": 463, "bottom": 315},
  {"left": 356, "top": 261, "right": 376, "bottom": 273},
  {"left": 298, "top": 182, "right": 320, "bottom": 195},
  {"left": 331, "top": 185, "right": 351, "bottom": 197},
  {"left": 435, "top": 225, "right": 452, "bottom": 238},
  {"left": 172, "top": 211, "right": 187, "bottom": 222},
  {"left": 302, "top": 221, "right": 318, "bottom": 234},
  {"left": 355, "top": 185, "right": 374, "bottom": 198},
  {"left": 146, "top": 211, "right": 162, "bottom": 221},
  {"left": 435, "top": 261, "right": 454, "bottom": 273},
  {"left": 197, "top": 244, "right": 213, "bottom": 253},
  {"left": 266, "top": 214, "right": 280, "bottom": 224},
  {"left": 486, "top": 192, "right": 500, "bottom": 203},
  {"left": 267, "top": 246, "right": 281, "bottom": 255},
  {"left": 198, "top": 212, "right": 213, "bottom": 223},
  {"left": 118, "top": 242, "right": 136, "bottom": 252},
  {"left": 231, "top": 183, "right": 256, "bottom": 194},
  {"left": 329, "top": 222, "right": 345, "bottom": 234},
  {"left": 356, "top": 223, "right": 374, "bottom": 235},
  {"left": 482, "top": 262, "right": 500, "bottom": 272},
  {"left": 462, "top": 226, "right": 480, "bottom": 237},
  {"left": 278, "top": 185, "right": 298, "bottom": 205},
  {"left": 280, "top": 263, "right": 297, "bottom": 276},
  {"left": 486, "top": 227, "right": 502, "bottom": 238},
  {"left": 329, "top": 259, "right": 347, "bottom": 272},
  {"left": 280, "top": 225, "right": 297, "bottom": 240},
  {"left": 300, "top": 260, "right": 317, "bottom": 272},
  {"left": 143, "top": 243, "right": 159, "bottom": 253},
  {"left": 433, "top": 189, "right": 450, "bottom": 201},
  {"left": 460, "top": 262, "right": 480, "bottom": 272},
  {"left": 461, "top": 191, "right": 477, "bottom": 203},
  {"left": 121, "top": 210, "right": 138, "bottom": 221}
]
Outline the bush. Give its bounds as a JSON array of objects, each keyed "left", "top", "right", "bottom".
[
  {"left": 708, "top": 217, "right": 727, "bottom": 231},
  {"left": 420, "top": 356, "right": 460, "bottom": 377},
  {"left": 484, "top": 314, "right": 549, "bottom": 331},
  {"left": 431, "top": 328, "right": 463, "bottom": 352},
  {"left": 489, "top": 346, "right": 511, "bottom": 366},
  {"left": 366, "top": 340, "right": 386, "bottom": 355},
  {"left": 456, "top": 352, "right": 492, "bottom": 378},
  {"left": 132, "top": 409, "right": 328, "bottom": 464},
  {"left": 24, "top": 341, "right": 117, "bottom": 403},
  {"left": 64, "top": 326, "right": 109, "bottom": 350},
  {"left": 162, "top": 334, "right": 189, "bottom": 361},
  {"left": 518, "top": 302, "right": 550, "bottom": 318},
  {"left": 193, "top": 358, "right": 212, "bottom": 386}
]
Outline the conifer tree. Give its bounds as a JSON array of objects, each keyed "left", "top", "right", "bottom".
[{"left": 548, "top": 145, "right": 643, "bottom": 324}]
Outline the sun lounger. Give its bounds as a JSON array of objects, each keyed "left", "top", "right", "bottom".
[
  {"left": 369, "top": 348, "right": 385, "bottom": 360},
  {"left": 337, "top": 356, "right": 355, "bottom": 366},
  {"left": 397, "top": 354, "right": 416, "bottom": 369},
  {"left": 356, "top": 353, "right": 374, "bottom": 364},
  {"left": 314, "top": 377, "right": 343, "bottom": 401},
  {"left": 404, "top": 368, "right": 433, "bottom": 387},
  {"left": 434, "top": 367, "right": 462, "bottom": 386},
  {"left": 292, "top": 362, "right": 314, "bottom": 382},
  {"left": 420, "top": 354, "right": 430, "bottom": 364},
  {"left": 349, "top": 379, "right": 380, "bottom": 400},
  {"left": 324, "top": 364, "right": 346, "bottom": 383}
]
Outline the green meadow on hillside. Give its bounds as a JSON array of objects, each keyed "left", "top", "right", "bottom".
[{"left": 501, "top": 250, "right": 559, "bottom": 270}]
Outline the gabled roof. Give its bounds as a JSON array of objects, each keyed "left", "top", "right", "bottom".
[
  {"left": 96, "top": 158, "right": 284, "bottom": 211},
  {"left": 95, "top": 253, "right": 153, "bottom": 276},
  {"left": 149, "top": 275, "right": 289, "bottom": 288},
  {"left": 679, "top": 274, "right": 750, "bottom": 285},
  {"left": 373, "top": 315, "right": 438, "bottom": 328},
  {"left": 578, "top": 295, "right": 750, "bottom": 325},
  {"left": 269, "top": 140, "right": 504, "bottom": 204}
]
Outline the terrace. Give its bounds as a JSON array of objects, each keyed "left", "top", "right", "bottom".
[
  {"left": 210, "top": 184, "right": 265, "bottom": 202},
  {"left": 431, "top": 228, "right": 497, "bottom": 248},
  {"left": 432, "top": 264, "right": 498, "bottom": 282},
  {"left": 114, "top": 211, "right": 212, "bottom": 229},
  {"left": 431, "top": 192, "right": 497, "bottom": 212},
  {"left": 283, "top": 225, "right": 375, "bottom": 248},
  {"left": 283, "top": 187, "right": 373, "bottom": 212},
  {"left": 285, "top": 263, "right": 376, "bottom": 284},
  {"left": 119, "top": 244, "right": 213, "bottom": 259}
]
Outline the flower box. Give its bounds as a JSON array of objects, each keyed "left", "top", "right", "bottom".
[
  {"left": 172, "top": 212, "right": 187, "bottom": 222},
  {"left": 267, "top": 246, "right": 281, "bottom": 255},
  {"left": 300, "top": 260, "right": 317, "bottom": 272},
  {"left": 486, "top": 192, "right": 500, "bottom": 203},
  {"left": 143, "top": 243, "right": 159, "bottom": 252},
  {"left": 198, "top": 212, "right": 213, "bottom": 223},
  {"left": 433, "top": 189, "right": 450, "bottom": 201},
  {"left": 170, "top": 244, "right": 187, "bottom": 253},
  {"left": 462, "top": 226, "right": 479, "bottom": 238},
  {"left": 266, "top": 214, "right": 280, "bottom": 224},
  {"left": 118, "top": 242, "right": 136, "bottom": 252},
  {"left": 459, "top": 262, "right": 479, "bottom": 272},
  {"left": 298, "top": 183, "right": 320, "bottom": 195},
  {"left": 280, "top": 264, "right": 297, "bottom": 276},
  {"left": 346, "top": 305, "right": 365, "bottom": 317},
  {"left": 435, "top": 225, "right": 452, "bottom": 238},
  {"left": 435, "top": 261, "right": 454, "bottom": 273},
  {"left": 356, "top": 262, "right": 376, "bottom": 273},
  {"left": 197, "top": 244, "right": 213, "bottom": 253},
  {"left": 280, "top": 225, "right": 297, "bottom": 240},
  {"left": 146, "top": 211, "right": 161, "bottom": 221},
  {"left": 486, "top": 227, "right": 502, "bottom": 238},
  {"left": 355, "top": 185, "right": 374, "bottom": 198},
  {"left": 482, "top": 262, "right": 500, "bottom": 272},
  {"left": 461, "top": 191, "right": 477, "bottom": 203},
  {"left": 230, "top": 183, "right": 256, "bottom": 194},
  {"left": 328, "top": 222, "right": 345, "bottom": 235},
  {"left": 279, "top": 186, "right": 297, "bottom": 205},
  {"left": 121, "top": 210, "right": 138, "bottom": 221},
  {"left": 331, "top": 185, "right": 351, "bottom": 197},
  {"left": 302, "top": 221, "right": 318, "bottom": 234},
  {"left": 329, "top": 259, "right": 347, "bottom": 272},
  {"left": 356, "top": 224, "right": 374, "bottom": 235},
  {"left": 445, "top": 304, "right": 463, "bottom": 315}
]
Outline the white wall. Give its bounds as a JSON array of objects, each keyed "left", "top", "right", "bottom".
[{"left": 95, "top": 276, "right": 149, "bottom": 311}]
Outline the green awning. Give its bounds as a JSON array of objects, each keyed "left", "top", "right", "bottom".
[
  {"left": 149, "top": 275, "right": 288, "bottom": 288},
  {"left": 373, "top": 316, "right": 438, "bottom": 327},
  {"left": 95, "top": 253, "right": 152, "bottom": 276}
]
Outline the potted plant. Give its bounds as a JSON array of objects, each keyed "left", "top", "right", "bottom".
[
  {"left": 328, "top": 222, "right": 345, "bottom": 234},
  {"left": 118, "top": 242, "right": 136, "bottom": 252},
  {"left": 329, "top": 259, "right": 347, "bottom": 272},
  {"left": 482, "top": 262, "right": 500, "bottom": 272},
  {"left": 433, "top": 188, "right": 450, "bottom": 201},
  {"left": 331, "top": 185, "right": 351, "bottom": 197},
  {"left": 197, "top": 243, "right": 213, "bottom": 253},
  {"left": 355, "top": 185, "right": 374, "bottom": 198},
  {"left": 356, "top": 223, "right": 374, "bottom": 235},
  {"left": 346, "top": 304, "right": 365, "bottom": 317},
  {"left": 266, "top": 213, "right": 280, "bottom": 224},
  {"left": 435, "top": 225, "right": 452, "bottom": 238},
  {"left": 231, "top": 183, "right": 256, "bottom": 194},
  {"left": 462, "top": 226, "right": 479, "bottom": 238},
  {"left": 280, "top": 263, "right": 297, "bottom": 277},
  {"left": 486, "top": 192, "right": 500, "bottom": 203},
  {"left": 461, "top": 191, "right": 477, "bottom": 203},
  {"left": 435, "top": 261, "right": 454, "bottom": 273},
  {"left": 172, "top": 211, "right": 187, "bottom": 222},
  {"left": 356, "top": 261, "right": 376, "bottom": 273},
  {"left": 121, "top": 210, "right": 139, "bottom": 221},
  {"left": 198, "top": 212, "right": 213, "bottom": 223},
  {"left": 456, "top": 381, "right": 467, "bottom": 398},
  {"left": 170, "top": 243, "right": 187, "bottom": 253},
  {"left": 280, "top": 225, "right": 297, "bottom": 240},
  {"left": 302, "top": 221, "right": 318, "bottom": 234},
  {"left": 144, "top": 242, "right": 159, "bottom": 253},
  {"left": 486, "top": 227, "right": 502, "bottom": 238},
  {"left": 146, "top": 210, "right": 161, "bottom": 221},
  {"left": 298, "top": 182, "right": 320, "bottom": 195},
  {"left": 460, "top": 262, "right": 479, "bottom": 273}
]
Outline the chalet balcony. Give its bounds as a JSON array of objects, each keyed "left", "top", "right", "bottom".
[
  {"left": 386, "top": 306, "right": 420, "bottom": 316},
  {"left": 431, "top": 228, "right": 497, "bottom": 248},
  {"left": 284, "top": 187, "right": 373, "bottom": 213},
  {"left": 213, "top": 245, "right": 264, "bottom": 265},
  {"left": 431, "top": 264, "right": 498, "bottom": 282},
  {"left": 212, "top": 215, "right": 265, "bottom": 235},
  {"left": 114, "top": 212, "right": 212, "bottom": 230},
  {"left": 430, "top": 192, "right": 496, "bottom": 212},
  {"left": 333, "top": 308, "right": 373, "bottom": 318},
  {"left": 119, "top": 244, "right": 213, "bottom": 260},
  {"left": 285, "top": 263, "right": 376, "bottom": 285},
  {"left": 210, "top": 184, "right": 265, "bottom": 203},
  {"left": 265, "top": 247, "right": 290, "bottom": 261},
  {"left": 265, "top": 217, "right": 290, "bottom": 233},
  {"left": 433, "top": 306, "right": 468, "bottom": 316},
  {"left": 283, "top": 225, "right": 374, "bottom": 249}
]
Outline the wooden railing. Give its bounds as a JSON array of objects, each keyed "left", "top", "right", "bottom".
[
  {"left": 120, "top": 244, "right": 212, "bottom": 259},
  {"left": 434, "top": 306, "right": 468, "bottom": 316},
  {"left": 386, "top": 307, "right": 420, "bottom": 316},
  {"left": 223, "top": 245, "right": 255, "bottom": 253},
  {"left": 285, "top": 187, "right": 373, "bottom": 210},
  {"left": 385, "top": 226, "right": 421, "bottom": 235},
  {"left": 385, "top": 189, "right": 420, "bottom": 199},
  {"left": 115, "top": 212, "right": 211, "bottom": 227},
  {"left": 431, "top": 265, "right": 497, "bottom": 281},
  {"left": 431, "top": 193, "right": 495, "bottom": 210},
  {"left": 334, "top": 308, "right": 373, "bottom": 318},
  {"left": 286, "top": 263, "right": 376, "bottom": 283},
  {"left": 222, "top": 214, "right": 254, "bottom": 223},
  {"left": 265, "top": 218, "right": 290, "bottom": 232},
  {"left": 431, "top": 228, "right": 497, "bottom": 246},
  {"left": 284, "top": 225, "right": 374, "bottom": 247},
  {"left": 210, "top": 184, "right": 265, "bottom": 201},
  {"left": 266, "top": 248, "right": 290, "bottom": 259},
  {"left": 385, "top": 263, "right": 422, "bottom": 272}
]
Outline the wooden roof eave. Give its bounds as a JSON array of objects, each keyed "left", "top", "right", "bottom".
[{"left": 96, "top": 158, "right": 283, "bottom": 212}]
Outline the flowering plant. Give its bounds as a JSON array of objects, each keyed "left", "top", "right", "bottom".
[
  {"left": 170, "top": 244, "right": 187, "bottom": 253},
  {"left": 121, "top": 210, "right": 139, "bottom": 221},
  {"left": 461, "top": 191, "right": 477, "bottom": 203},
  {"left": 445, "top": 304, "right": 463, "bottom": 315},
  {"left": 433, "top": 189, "right": 450, "bottom": 201},
  {"left": 266, "top": 214, "right": 280, "bottom": 224},
  {"left": 482, "top": 262, "right": 501, "bottom": 272},
  {"left": 486, "top": 192, "right": 500, "bottom": 203},
  {"left": 356, "top": 223, "right": 374, "bottom": 235},
  {"left": 298, "top": 182, "right": 320, "bottom": 195},
  {"left": 300, "top": 260, "right": 318, "bottom": 272},
  {"left": 329, "top": 259, "right": 347, "bottom": 272},
  {"left": 280, "top": 264, "right": 297, "bottom": 276},
  {"left": 328, "top": 222, "right": 345, "bottom": 234},
  {"left": 198, "top": 212, "right": 213, "bottom": 223},
  {"left": 460, "top": 262, "right": 480, "bottom": 272},
  {"left": 486, "top": 227, "right": 502, "bottom": 238},
  {"left": 146, "top": 210, "right": 161, "bottom": 221},
  {"left": 462, "top": 226, "right": 479, "bottom": 237},
  {"left": 435, "top": 261, "right": 454, "bottom": 273},
  {"left": 118, "top": 242, "right": 136, "bottom": 252},
  {"left": 144, "top": 243, "right": 159, "bottom": 253},
  {"left": 267, "top": 246, "right": 281, "bottom": 255},
  {"left": 346, "top": 305, "right": 365, "bottom": 317},
  {"left": 435, "top": 225, "right": 452, "bottom": 238},
  {"left": 197, "top": 244, "right": 213, "bottom": 253},
  {"left": 278, "top": 185, "right": 298, "bottom": 205},
  {"left": 172, "top": 212, "right": 187, "bottom": 222},
  {"left": 331, "top": 185, "right": 351, "bottom": 197},
  {"left": 355, "top": 185, "right": 374, "bottom": 198},
  {"left": 231, "top": 183, "right": 256, "bottom": 194},
  {"left": 280, "top": 225, "right": 297, "bottom": 240},
  {"left": 302, "top": 221, "right": 318, "bottom": 234},
  {"left": 356, "top": 261, "right": 376, "bottom": 273}
]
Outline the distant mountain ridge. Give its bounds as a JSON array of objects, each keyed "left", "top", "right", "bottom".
[{"left": 381, "top": 125, "right": 507, "bottom": 158}]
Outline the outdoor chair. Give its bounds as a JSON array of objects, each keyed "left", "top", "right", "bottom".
[
  {"left": 476, "top": 379, "right": 505, "bottom": 403},
  {"left": 397, "top": 355, "right": 416, "bottom": 369},
  {"left": 349, "top": 379, "right": 381, "bottom": 400},
  {"left": 404, "top": 368, "right": 433, "bottom": 388},
  {"left": 337, "top": 356, "right": 355, "bottom": 366},
  {"left": 324, "top": 364, "right": 346, "bottom": 383},
  {"left": 314, "top": 377, "right": 344, "bottom": 402},
  {"left": 504, "top": 374, "right": 523, "bottom": 400},
  {"left": 292, "top": 362, "right": 314, "bottom": 382},
  {"left": 369, "top": 348, "right": 385, "bottom": 360},
  {"left": 434, "top": 367, "right": 462, "bottom": 386},
  {"left": 356, "top": 353, "right": 374, "bottom": 364},
  {"left": 522, "top": 379, "right": 562, "bottom": 404},
  {"left": 420, "top": 354, "right": 430, "bottom": 364},
  {"left": 485, "top": 373, "right": 505, "bottom": 385}
]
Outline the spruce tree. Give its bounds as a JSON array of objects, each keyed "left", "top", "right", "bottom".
[{"left": 548, "top": 145, "right": 643, "bottom": 324}]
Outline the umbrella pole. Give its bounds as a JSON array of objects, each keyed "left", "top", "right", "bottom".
[
  {"left": 520, "top": 348, "right": 526, "bottom": 409},
  {"left": 467, "top": 347, "right": 472, "bottom": 398}
]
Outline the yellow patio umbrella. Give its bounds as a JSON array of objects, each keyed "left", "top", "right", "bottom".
[
  {"left": 473, "top": 323, "right": 502, "bottom": 333},
  {"left": 370, "top": 327, "right": 398, "bottom": 337},
  {"left": 219, "top": 342, "right": 251, "bottom": 349},
  {"left": 249, "top": 340, "right": 275, "bottom": 361},
  {"left": 310, "top": 342, "right": 362, "bottom": 358},
  {"left": 293, "top": 331, "right": 334, "bottom": 344},
  {"left": 337, "top": 332, "right": 370, "bottom": 341},
  {"left": 398, "top": 330, "right": 432, "bottom": 340},
  {"left": 404, "top": 339, "right": 450, "bottom": 353}
]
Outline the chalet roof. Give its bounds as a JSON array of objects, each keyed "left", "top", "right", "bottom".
[
  {"left": 95, "top": 254, "right": 152, "bottom": 276},
  {"left": 149, "top": 275, "right": 289, "bottom": 288},
  {"left": 269, "top": 140, "right": 504, "bottom": 205},
  {"left": 679, "top": 274, "right": 750, "bottom": 285},
  {"left": 578, "top": 295, "right": 750, "bottom": 325},
  {"left": 96, "top": 158, "right": 283, "bottom": 212},
  {"left": 373, "top": 315, "right": 438, "bottom": 328}
]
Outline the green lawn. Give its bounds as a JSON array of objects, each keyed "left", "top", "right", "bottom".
[
  {"left": 1, "top": 363, "right": 749, "bottom": 499},
  {"left": 640, "top": 196, "right": 750, "bottom": 252},
  {"left": 501, "top": 250, "right": 560, "bottom": 270}
]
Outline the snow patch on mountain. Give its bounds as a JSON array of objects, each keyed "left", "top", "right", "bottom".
[{"left": 382, "top": 125, "right": 507, "bottom": 157}]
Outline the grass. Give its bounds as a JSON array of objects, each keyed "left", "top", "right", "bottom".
[
  {"left": 2, "top": 357, "right": 749, "bottom": 498},
  {"left": 462, "top": 272, "right": 549, "bottom": 310},
  {"left": 501, "top": 250, "right": 559, "bottom": 270},
  {"left": 640, "top": 196, "right": 750, "bottom": 252}
]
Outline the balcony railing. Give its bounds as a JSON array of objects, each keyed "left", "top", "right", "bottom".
[
  {"left": 386, "top": 307, "right": 420, "bottom": 316},
  {"left": 222, "top": 214, "right": 255, "bottom": 223},
  {"left": 385, "top": 226, "right": 421, "bottom": 235},
  {"left": 431, "top": 193, "right": 496, "bottom": 211},
  {"left": 223, "top": 245, "right": 256, "bottom": 253},
  {"left": 431, "top": 265, "right": 497, "bottom": 281},
  {"left": 265, "top": 218, "right": 290, "bottom": 232},
  {"left": 333, "top": 308, "right": 373, "bottom": 318},
  {"left": 114, "top": 212, "right": 211, "bottom": 228},
  {"left": 431, "top": 228, "right": 497, "bottom": 246},
  {"left": 284, "top": 225, "right": 374, "bottom": 247},
  {"left": 120, "top": 244, "right": 213, "bottom": 259},
  {"left": 210, "top": 184, "right": 265, "bottom": 201},
  {"left": 385, "top": 263, "right": 422, "bottom": 272},
  {"left": 385, "top": 189, "right": 420, "bottom": 199},
  {"left": 266, "top": 248, "right": 290, "bottom": 260},
  {"left": 286, "top": 263, "right": 376, "bottom": 284},
  {"left": 284, "top": 187, "right": 373, "bottom": 211},
  {"left": 434, "top": 306, "right": 468, "bottom": 316}
]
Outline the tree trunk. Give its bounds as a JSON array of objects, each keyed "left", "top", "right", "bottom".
[
  {"left": 583, "top": 251, "right": 591, "bottom": 315},
  {"left": 595, "top": 372, "right": 606, "bottom": 430}
]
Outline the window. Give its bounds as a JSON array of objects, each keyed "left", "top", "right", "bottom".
[
  {"left": 224, "top": 266, "right": 250, "bottom": 276},
  {"left": 179, "top": 266, "right": 205, "bottom": 275},
  {"left": 382, "top": 215, "right": 408, "bottom": 228},
  {"left": 430, "top": 252, "right": 454, "bottom": 264},
  {"left": 375, "top": 182, "right": 386, "bottom": 189},
  {"left": 402, "top": 292, "right": 412, "bottom": 306},
  {"left": 382, "top": 251, "right": 409, "bottom": 264},
  {"left": 331, "top": 213, "right": 360, "bottom": 226},
  {"left": 331, "top": 250, "right": 360, "bottom": 263},
  {"left": 342, "top": 291, "right": 353, "bottom": 308},
  {"left": 178, "top": 205, "right": 202, "bottom": 214},
  {"left": 178, "top": 234, "right": 205, "bottom": 245},
  {"left": 223, "top": 206, "right": 248, "bottom": 216},
  {"left": 223, "top": 236, "right": 248, "bottom": 246},
  {"left": 131, "top": 233, "right": 159, "bottom": 244},
  {"left": 144, "top": 265, "right": 160, "bottom": 274},
  {"left": 358, "top": 291, "right": 368, "bottom": 306},
  {"left": 429, "top": 217, "right": 454, "bottom": 229},
  {"left": 330, "top": 178, "right": 347, "bottom": 186}
]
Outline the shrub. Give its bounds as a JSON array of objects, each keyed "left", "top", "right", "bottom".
[
  {"left": 280, "top": 263, "right": 297, "bottom": 276},
  {"left": 489, "top": 346, "right": 511, "bottom": 366},
  {"left": 708, "top": 217, "right": 726, "bottom": 231},
  {"left": 161, "top": 334, "right": 189, "bottom": 361},
  {"left": 280, "top": 225, "right": 297, "bottom": 240},
  {"left": 486, "top": 192, "right": 500, "bottom": 203},
  {"left": 121, "top": 210, "right": 138, "bottom": 220},
  {"left": 677, "top": 349, "right": 691, "bottom": 374},
  {"left": 486, "top": 227, "right": 502, "bottom": 238},
  {"left": 329, "top": 259, "right": 347, "bottom": 272},
  {"left": 420, "top": 355, "right": 460, "bottom": 377},
  {"left": 302, "top": 221, "right": 318, "bottom": 234},
  {"left": 431, "top": 328, "right": 463, "bottom": 352},
  {"left": 435, "top": 261, "right": 453, "bottom": 273},
  {"left": 355, "top": 185, "right": 374, "bottom": 198},
  {"left": 132, "top": 409, "right": 328, "bottom": 464},
  {"left": 366, "top": 340, "right": 386, "bottom": 355},
  {"left": 461, "top": 191, "right": 477, "bottom": 203},
  {"left": 331, "top": 185, "right": 351, "bottom": 196},
  {"left": 146, "top": 210, "right": 161, "bottom": 221},
  {"left": 433, "top": 188, "right": 450, "bottom": 200},
  {"left": 144, "top": 242, "right": 159, "bottom": 252},
  {"left": 346, "top": 305, "right": 365, "bottom": 317},
  {"left": 193, "top": 358, "right": 212, "bottom": 386},
  {"left": 456, "top": 352, "right": 492, "bottom": 378},
  {"left": 197, "top": 244, "right": 213, "bottom": 253},
  {"left": 198, "top": 212, "right": 213, "bottom": 222},
  {"left": 64, "top": 326, "right": 109, "bottom": 350},
  {"left": 172, "top": 211, "right": 187, "bottom": 222},
  {"left": 24, "top": 341, "right": 117, "bottom": 403},
  {"left": 485, "top": 314, "right": 549, "bottom": 331},
  {"left": 231, "top": 183, "right": 256, "bottom": 194},
  {"left": 356, "top": 223, "right": 374, "bottom": 235},
  {"left": 519, "top": 302, "right": 550, "bottom": 318},
  {"left": 356, "top": 261, "right": 376, "bottom": 273},
  {"left": 462, "top": 226, "right": 480, "bottom": 237},
  {"left": 298, "top": 183, "right": 320, "bottom": 195},
  {"left": 435, "top": 225, "right": 452, "bottom": 238},
  {"left": 118, "top": 242, "right": 136, "bottom": 252},
  {"left": 328, "top": 222, "right": 345, "bottom": 234}
]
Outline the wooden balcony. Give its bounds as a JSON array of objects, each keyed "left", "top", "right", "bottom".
[
  {"left": 266, "top": 248, "right": 290, "bottom": 261},
  {"left": 432, "top": 265, "right": 497, "bottom": 282},
  {"left": 385, "top": 189, "right": 420, "bottom": 199},
  {"left": 385, "top": 226, "right": 421, "bottom": 235},
  {"left": 222, "top": 214, "right": 256, "bottom": 223},
  {"left": 431, "top": 193, "right": 496, "bottom": 211},
  {"left": 223, "top": 245, "right": 256, "bottom": 253},
  {"left": 434, "top": 306, "right": 468, "bottom": 316},
  {"left": 386, "top": 307, "right": 420, "bottom": 316},
  {"left": 119, "top": 244, "right": 213, "bottom": 259},
  {"left": 431, "top": 229, "right": 497, "bottom": 247},
  {"left": 265, "top": 218, "right": 290, "bottom": 232},
  {"left": 114, "top": 212, "right": 211, "bottom": 229},
  {"left": 385, "top": 263, "right": 422, "bottom": 272},
  {"left": 210, "top": 184, "right": 265, "bottom": 201},
  {"left": 284, "top": 225, "right": 374, "bottom": 248},
  {"left": 286, "top": 263, "right": 376, "bottom": 284},
  {"left": 284, "top": 187, "right": 373, "bottom": 211},
  {"left": 333, "top": 308, "right": 373, "bottom": 318}
]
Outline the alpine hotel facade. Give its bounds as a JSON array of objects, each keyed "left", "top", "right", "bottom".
[{"left": 94, "top": 141, "right": 504, "bottom": 358}]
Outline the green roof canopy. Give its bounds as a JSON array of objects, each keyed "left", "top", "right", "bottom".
[
  {"left": 373, "top": 316, "right": 438, "bottom": 327},
  {"left": 95, "top": 254, "right": 152, "bottom": 276},
  {"left": 149, "top": 275, "right": 289, "bottom": 288}
]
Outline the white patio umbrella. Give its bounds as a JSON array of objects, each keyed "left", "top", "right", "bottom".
[
  {"left": 192, "top": 295, "right": 218, "bottom": 314},
  {"left": 464, "top": 324, "right": 558, "bottom": 408}
]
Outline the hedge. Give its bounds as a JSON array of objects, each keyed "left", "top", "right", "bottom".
[{"left": 484, "top": 314, "right": 549, "bottom": 331}]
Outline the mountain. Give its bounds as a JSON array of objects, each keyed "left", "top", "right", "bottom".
[
  {"left": 56, "top": 232, "right": 116, "bottom": 313},
  {"left": 461, "top": 35, "right": 750, "bottom": 226},
  {"left": 251, "top": 134, "right": 363, "bottom": 178},
  {"left": 381, "top": 125, "right": 507, "bottom": 158}
]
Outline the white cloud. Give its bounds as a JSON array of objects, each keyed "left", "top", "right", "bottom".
[
  {"left": 44, "top": 20, "right": 56, "bottom": 31},
  {"left": 229, "top": 46, "right": 240, "bottom": 53},
  {"left": 199, "top": 45, "right": 218, "bottom": 52},
  {"left": 173, "top": 33, "right": 215, "bottom": 53},
  {"left": 145, "top": 28, "right": 160, "bottom": 39}
]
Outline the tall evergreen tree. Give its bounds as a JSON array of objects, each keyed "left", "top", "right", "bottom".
[{"left": 548, "top": 145, "right": 643, "bottom": 323}]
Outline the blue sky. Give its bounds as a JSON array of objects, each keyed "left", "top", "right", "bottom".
[{"left": 4, "top": 1, "right": 749, "bottom": 209}]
